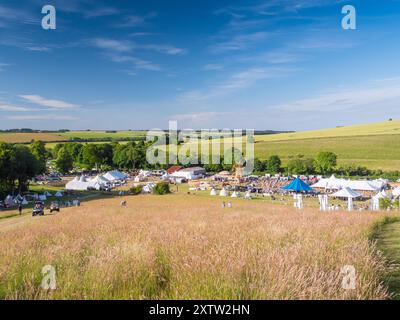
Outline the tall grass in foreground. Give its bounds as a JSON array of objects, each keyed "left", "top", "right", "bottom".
[{"left": 0, "top": 195, "right": 392, "bottom": 299}]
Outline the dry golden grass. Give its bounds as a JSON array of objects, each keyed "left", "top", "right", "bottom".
[
  {"left": 0, "top": 194, "right": 392, "bottom": 300},
  {"left": 0, "top": 132, "right": 66, "bottom": 143}
]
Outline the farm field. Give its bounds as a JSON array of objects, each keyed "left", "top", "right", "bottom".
[
  {"left": 0, "top": 131, "right": 146, "bottom": 144},
  {"left": 0, "top": 193, "right": 393, "bottom": 300},
  {"left": 0, "top": 132, "right": 66, "bottom": 144},
  {"left": 58, "top": 130, "right": 147, "bottom": 140},
  {"left": 254, "top": 134, "right": 400, "bottom": 171},
  {"left": 254, "top": 120, "right": 400, "bottom": 142}
]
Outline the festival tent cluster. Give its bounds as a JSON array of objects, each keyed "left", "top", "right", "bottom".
[
  {"left": 311, "top": 175, "right": 386, "bottom": 191},
  {"left": 66, "top": 170, "right": 128, "bottom": 191}
]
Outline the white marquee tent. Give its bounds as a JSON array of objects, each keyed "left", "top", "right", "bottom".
[
  {"left": 331, "top": 187, "right": 362, "bottom": 199},
  {"left": 103, "top": 170, "right": 128, "bottom": 182},
  {"left": 312, "top": 175, "right": 385, "bottom": 192},
  {"left": 88, "top": 175, "right": 110, "bottom": 190}
]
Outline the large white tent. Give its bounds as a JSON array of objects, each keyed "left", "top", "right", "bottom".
[
  {"left": 331, "top": 187, "right": 362, "bottom": 198},
  {"left": 88, "top": 175, "right": 110, "bottom": 190},
  {"left": 331, "top": 187, "right": 361, "bottom": 211},
  {"left": 66, "top": 176, "right": 90, "bottom": 191},
  {"left": 312, "top": 175, "right": 383, "bottom": 192},
  {"left": 103, "top": 170, "right": 128, "bottom": 182}
]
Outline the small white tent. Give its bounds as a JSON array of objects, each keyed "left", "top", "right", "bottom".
[
  {"left": 103, "top": 170, "right": 128, "bottom": 182},
  {"left": 392, "top": 187, "right": 400, "bottom": 197},
  {"left": 55, "top": 191, "right": 63, "bottom": 197},
  {"left": 231, "top": 191, "right": 239, "bottom": 198},
  {"left": 331, "top": 187, "right": 361, "bottom": 212},
  {"left": 244, "top": 191, "right": 252, "bottom": 200},
  {"left": 219, "top": 188, "right": 228, "bottom": 197},
  {"left": 210, "top": 188, "right": 217, "bottom": 196}
]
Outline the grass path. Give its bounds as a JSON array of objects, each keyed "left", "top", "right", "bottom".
[{"left": 376, "top": 220, "right": 400, "bottom": 299}]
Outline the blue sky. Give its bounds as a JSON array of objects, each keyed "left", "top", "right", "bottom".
[{"left": 1, "top": 0, "right": 400, "bottom": 131}]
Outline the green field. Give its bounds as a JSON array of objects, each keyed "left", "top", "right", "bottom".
[
  {"left": 185, "top": 120, "right": 400, "bottom": 171},
  {"left": 254, "top": 134, "right": 400, "bottom": 171},
  {"left": 255, "top": 120, "right": 400, "bottom": 142},
  {"left": 58, "top": 130, "right": 146, "bottom": 140}
]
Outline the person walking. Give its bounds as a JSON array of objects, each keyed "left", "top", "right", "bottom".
[{"left": 18, "top": 203, "right": 22, "bottom": 215}]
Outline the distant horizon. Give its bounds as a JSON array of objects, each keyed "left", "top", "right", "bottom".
[{"left": 0, "top": 118, "right": 397, "bottom": 133}]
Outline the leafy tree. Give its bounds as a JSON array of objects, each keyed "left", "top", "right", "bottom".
[
  {"left": 82, "top": 144, "right": 102, "bottom": 169},
  {"left": 287, "top": 156, "right": 315, "bottom": 175},
  {"left": 266, "top": 155, "right": 282, "bottom": 173},
  {"left": 254, "top": 158, "right": 266, "bottom": 172},
  {"left": 55, "top": 148, "right": 74, "bottom": 174},
  {"left": 315, "top": 151, "right": 337, "bottom": 175},
  {"left": 11, "top": 145, "right": 41, "bottom": 192},
  {"left": 30, "top": 140, "right": 47, "bottom": 173}
]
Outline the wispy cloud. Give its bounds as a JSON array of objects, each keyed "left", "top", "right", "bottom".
[
  {"left": 269, "top": 80, "right": 400, "bottom": 112},
  {"left": 116, "top": 12, "right": 158, "bottom": 27},
  {"left": 179, "top": 67, "right": 291, "bottom": 102},
  {"left": 6, "top": 115, "right": 78, "bottom": 121},
  {"left": 20, "top": 95, "right": 80, "bottom": 110},
  {"left": 108, "top": 54, "right": 161, "bottom": 71},
  {"left": 0, "top": 104, "right": 32, "bottom": 112},
  {"left": 92, "top": 38, "right": 133, "bottom": 52},
  {"left": 172, "top": 112, "right": 230, "bottom": 123},
  {"left": 210, "top": 31, "right": 270, "bottom": 53},
  {"left": 0, "top": 4, "right": 39, "bottom": 26},
  {"left": 0, "top": 63, "right": 10, "bottom": 71},
  {"left": 91, "top": 37, "right": 186, "bottom": 72}
]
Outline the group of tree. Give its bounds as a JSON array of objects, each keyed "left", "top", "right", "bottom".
[
  {"left": 252, "top": 152, "right": 338, "bottom": 176},
  {"left": 0, "top": 141, "right": 48, "bottom": 194},
  {"left": 52, "top": 141, "right": 149, "bottom": 173}
]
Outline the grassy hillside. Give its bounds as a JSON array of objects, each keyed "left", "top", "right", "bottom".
[
  {"left": 255, "top": 120, "right": 400, "bottom": 142},
  {"left": 255, "top": 134, "right": 400, "bottom": 171},
  {"left": 0, "top": 194, "right": 391, "bottom": 299}
]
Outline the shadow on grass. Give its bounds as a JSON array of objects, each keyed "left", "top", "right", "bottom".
[{"left": 372, "top": 216, "right": 400, "bottom": 300}]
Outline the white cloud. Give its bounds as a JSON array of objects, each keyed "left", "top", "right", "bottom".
[
  {"left": 20, "top": 95, "right": 80, "bottom": 110},
  {"left": 141, "top": 44, "right": 186, "bottom": 55},
  {"left": 173, "top": 112, "right": 228, "bottom": 122},
  {"left": 204, "top": 64, "right": 224, "bottom": 71},
  {"left": 0, "top": 104, "right": 32, "bottom": 112},
  {"left": 179, "top": 67, "right": 290, "bottom": 102},
  {"left": 0, "top": 63, "right": 10, "bottom": 71},
  {"left": 109, "top": 54, "right": 161, "bottom": 71},
  {"left": 6, "top": 115, "right": 78, "bottom": 121},
  {"left": 210, "top": 32, "right": 270, "bottom": 53},
  {"left": 269, "top": 81, "right": 400, "bottom": 112},
  {"left": 92, "top": 38, "right": 133, "bottom": 52}
]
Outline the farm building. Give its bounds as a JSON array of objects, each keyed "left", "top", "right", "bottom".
[{"left": 170, "top": 167, "right": 206, "bottom": 180}]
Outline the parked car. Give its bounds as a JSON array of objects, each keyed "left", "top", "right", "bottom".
[
  {"left": 49, "top": 201, "right": 60, "bottom": 213},
  {"left": 32, "top": 201, "right": 45, "bottom": 216}
]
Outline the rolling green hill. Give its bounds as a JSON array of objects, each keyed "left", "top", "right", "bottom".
[{"left": 255, "top": 120, "right": 400, "bottom": 142}]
